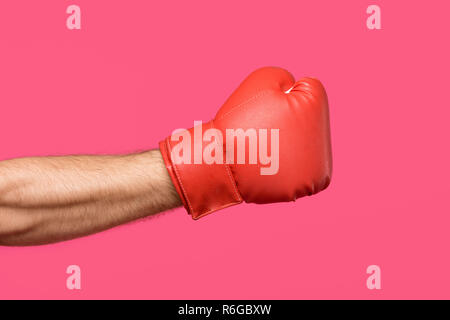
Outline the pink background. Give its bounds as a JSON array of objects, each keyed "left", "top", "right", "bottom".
[{"left": 0, "top": 0, "right": 449, "bottom": 299}]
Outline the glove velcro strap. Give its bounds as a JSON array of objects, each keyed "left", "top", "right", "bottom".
[{"left": 159, "top": 121, "right": 242, "bottom": 219}]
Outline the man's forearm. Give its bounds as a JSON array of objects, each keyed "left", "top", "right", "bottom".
[{"left": 0, "top": 150, "right": 181, "bottom": 246}]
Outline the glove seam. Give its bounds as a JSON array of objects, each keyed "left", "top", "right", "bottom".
[
  {"left": 160, "top": 139, "right": 190, "bottom": 211},
  {"left": 165, "top": 138, "right": 196, "bottom": 215},
  {"left": 210, "top": 119, "right": 243, "bottom": 204},
  {"left": 215, "top": 90, "right": 273, "bottom": 121}
]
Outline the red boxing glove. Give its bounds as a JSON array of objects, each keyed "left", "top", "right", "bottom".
[{"left": 159, "top": 67, "right": 332, "bottom": 219}]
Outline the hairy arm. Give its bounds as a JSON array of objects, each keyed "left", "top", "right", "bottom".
[{"left": 0, "top": 150, "right": 181, "bottom": 246}]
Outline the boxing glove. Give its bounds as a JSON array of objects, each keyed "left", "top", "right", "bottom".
[{"left": 159, "top": 67, "right": 332, "bottom": 219}]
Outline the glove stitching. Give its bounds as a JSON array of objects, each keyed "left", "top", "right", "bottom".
[
  {"left": 210, "top": 119, "right": 243, "bottom": 204},
  {"left": 215, "top": 90, "right": 273, "bottom": 121},
  {"left": 166, "top": 138, "right": 195, "bottom": 215}
]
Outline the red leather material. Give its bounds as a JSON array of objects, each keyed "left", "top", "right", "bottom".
[
  {"left": 159, "top": 122, "right": 243, "bottom": 219},
  {"left": 159, "top": 67, "right": 332, "bottom": 219}
]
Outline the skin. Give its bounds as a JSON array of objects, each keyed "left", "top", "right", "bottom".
[{"left": 0, "top": 150, "right": 182, "bottom": 246}]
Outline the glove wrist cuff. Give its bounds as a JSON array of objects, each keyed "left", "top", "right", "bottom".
[{"left": 159, "top": 122, "right": 243, "bottom": 219}]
